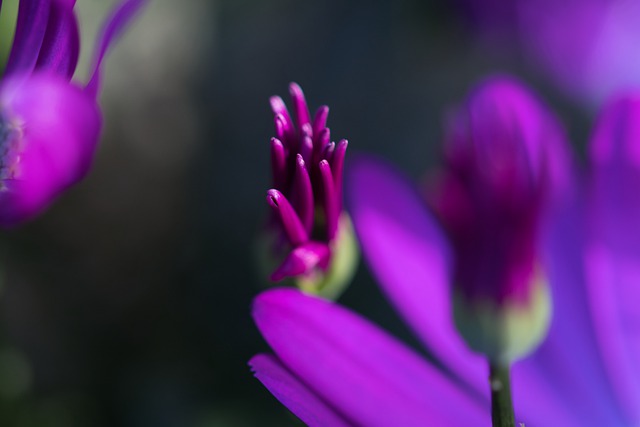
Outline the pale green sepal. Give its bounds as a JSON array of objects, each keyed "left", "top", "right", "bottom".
[
  {"left": 453, "top": 276, "right": 552, "bottom": 364},
  {"left": 255, "top": 213, "right": 359, "bottom": 301},
  {"left": 297, "top": 213, "right": 359, "bottom": 300}
]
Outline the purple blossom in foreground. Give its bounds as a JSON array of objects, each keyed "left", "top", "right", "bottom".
[
  {"left": 0, "top": 0, "right": 145, "bottom": 227},
  {"left": 261, "top": 83, "right": 358, "bottom": 298},
  {"left": 250, "top": 78, "right": 640, "bottom": 425},
  {"left": 460, "top": 0, "right": 640, "bottom": 105}
]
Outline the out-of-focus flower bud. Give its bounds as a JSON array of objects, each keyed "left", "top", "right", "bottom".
[{"left": 430, "top": 76, "right": 570, "bottom": 363}]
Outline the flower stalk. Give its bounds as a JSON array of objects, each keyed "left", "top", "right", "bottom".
[{"left": 489, "top": 362, "right": 516, "bottom": 427}]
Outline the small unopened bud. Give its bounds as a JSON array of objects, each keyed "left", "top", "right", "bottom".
[{"left": 431, "top": 76, "right": 570, "bottom": 363}]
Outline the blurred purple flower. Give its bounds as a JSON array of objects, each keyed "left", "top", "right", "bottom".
[
  {"left": 427, "top": 77, "right": 572, "bottom": 363},
  {"left": 0, "top": 0, "right": 145, "bottom": 227},
  {"left": 461, "top": 0, "right": 640, "bottom": 105},
  {"left": 249, "top": 78, "right": 640, "bottom": 425},
  {"left": 585, "top": 93, "right": 640, "bottom": 423},
  {"left": 262, "top": 83, "right": 357, "bottom": 298}
]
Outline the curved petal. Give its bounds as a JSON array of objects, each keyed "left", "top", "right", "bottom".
[
  {"left": 267, "top": 189, "right": 308, "bottom": 247},
  {"left": 253, "top": 288, "right": 489, "bottom": 427},
  {"left": 584, "top": 94, "right": 640, "bottom": 424},
  {"left": 511, "top": 361, "right": 592, "bottom": 427},
  {"left": 0, "top": 73, "right": 101, "bottom": 227},
  {"left": 270, "top": 241, "right": 330, "bottom": 282},
  {"left": 249, "top": 354, "right": 352, "bottom": 427},
  {"left": 346, "top": 155, "right": 489, "bottom": 393},
  {"left": 35, "top": 0, "right": 80, "bottom": 79},
  {"left": 512, "top": 183, "right": 625, "bottom": 426},
  {"left": 85, "top": 0, "right": 147, "bottom": 98},
  {"left": 4, "top": 0, "right": 51, "bottom": 76}
]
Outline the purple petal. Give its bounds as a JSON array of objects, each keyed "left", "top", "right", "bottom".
[
  {"left": 273, "top": 114, "right": 289, "bottom": 148},
  {"left": 331, "top": 139, "right": 347, "bottom": 213},
  {"left": 312, "top": 106, "right": 329, "bottom": 141},
  {"left": 270, "top": 96, "right": 289, "bottom": 116},
  {"left": 270, "top": 241, "right": 330, "bottom": 282},
  {"left": 300, "top": 122, "right": 312, "bottom": 139},
  {"left": 0, "top": 73, "right": 100, "bottom": 227},
  {"left": 288, "top": 83, "right": 311, "bottom": 131},
  {"left": 346, "top": 156, "right": 488, "bottom": 392},
  {"left": 321, "top": 140, "right": 334, "bottom": 163},
  {"left": 584, "top": 94, "right": 640, "bottom": 424},
  {"left": 589, "top": 95, "right": 640, "bottom": 250},
  {"left": 511, "top": 361, "right": 592, "bottom": 427},
  {"left": 270, "top": 96, "right": 293, "bottom": 133},
  {"left": 270, "top": 138, "right": 286, "bottom": 189},
  {"left": 316, "top": 127, "right": 330, "bottom": 163},
  {"left": 299, "top": 135, "right": 313, "bottom": 165},
  {"left": 35, "top": 0, "right": 80, "bottom": 79},
  {"left": 249, "top": 354, "right": 352, "bottom": 427},
  {"left": 513, "top": 180, "right": 628, "bottom": 426},
  {"left": 267, "top": 190, "right": 308, "bottom": 247},
  {"left": 317, "top": 128, "right": 330, "bottom": 150},
  {"left": 319, "top": 160, "right": 338, "bottom": 241},
  {"left": 582, "top": 247, "right": 640, "bottom": 424},
  {"left": 293, "top": 155, "right": 313, "bottom": 234},
  {"left": 253, "top": 288, "right": 488, "bottom": 426},
  {"left": 271, "top": 100, "right": 295, "bottom": 148},
  {"left": 85, "top": 0, "right": 146, "bottom": 98},
  {"left": 4, "top": 0, "right": 51, "bottom": 77}
]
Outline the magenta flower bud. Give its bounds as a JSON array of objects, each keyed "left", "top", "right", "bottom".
[
  {"left": 430, "top": 76, "right": 570, "bottom": 363},
  {"left": 260, "top": 83, "right": 358, "bottom": 299},
  {"left": 0, "top": 0, "right": 145, "bottom": 227}
]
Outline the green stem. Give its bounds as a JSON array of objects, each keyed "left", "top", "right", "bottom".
[{"left": 489, "top": 362, "right": 516, "bottom": 427}]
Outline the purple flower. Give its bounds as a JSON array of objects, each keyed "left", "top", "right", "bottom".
[
  {"left": 461, "top": 0, "right": 640, "bottom": 105},
  {"left": 250, "top": 78, "right": 640, "bottom": 425},
  {"left": 261, "top": 83, "right": 358, "bottom": 298},
  {"left": 0, "top": 0, "right": 145, "bottom": 227}
]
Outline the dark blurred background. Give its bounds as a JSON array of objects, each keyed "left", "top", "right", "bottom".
[{"left": 0, "top": 0, "right": 599, "bottom": 425}]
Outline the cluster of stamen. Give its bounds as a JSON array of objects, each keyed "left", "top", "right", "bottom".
[{"left": 266, "top": 83, "right": 348, "bottom": 281}]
